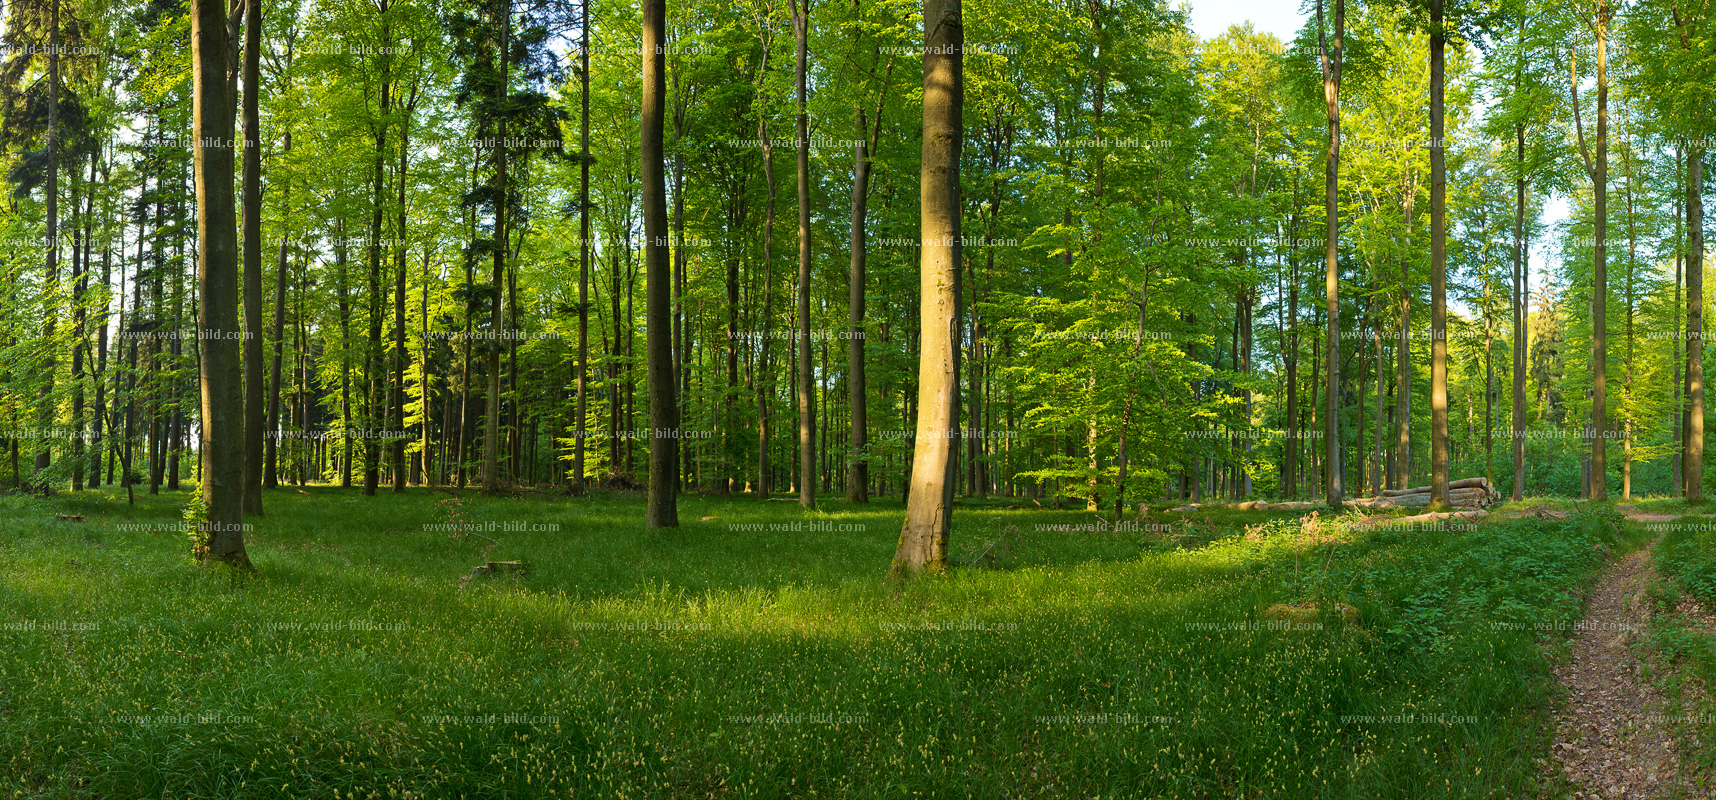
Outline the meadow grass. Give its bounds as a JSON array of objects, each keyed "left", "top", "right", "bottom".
[
  {"left": 1643, "top": 511, "right": 1716, "bottom": 786},
  {"left": 0, "top": 487, "right": 1633, "bottom": 798}
]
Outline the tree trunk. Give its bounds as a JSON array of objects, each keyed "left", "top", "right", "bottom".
[
  {"left": 1318, "top": 0, "right": 1344, "bottom": 505},
  {"left": 69, "top": 165, "right": 86, "bottom": 491},
  {"left": 1428, "top": 0, "right": 1449, "bottom": 509},
  {"left": 1689, "top": 147, "right": 1705, "bottom": 501},
  {"left": 847, "top": 108, "right": 874, "bottom": 502},
  {"left": 241, "top": 0, "right": 265, "bottom": 515},
  {"left": 1512, "top": 121, "right": 1527, "bottom": 501},
  {"left": 792, "top": 0, "right": 816, "bottom": 509},
  {"left": 90, "top": 155, "right": 112, "bottom": 489},
  {"left": 1591, "top": 9, "right": 1609, "bottom": 500},
  {"left": 642, "top": 0, "right": 679, "bottom": 527},
  {"left": 36, "top": 0, "right": 60, "bottom": 476},
  {"left": 482, "top": 7, "right": 507, "bottom": 495},
  {"left": 893, "top": 0, "right": 961, "bottom": 577},
  {"left": 394, "top": 88, "right": 416, "bottom": 491},
  {"left": 265, "top": 130, "right": 292, "bottom": 489},
  {"left": 1284, "top": 193, "right": 1299, "bottom": 498},
  {"left": 1674, "top": 156, "right": 1684, "bottom": 496},
  {"left": 337, "top": 224, "right": 354, "bottom": 488},
  {"left": 1373, "top": 302, "right": 1386, "bottom": 494},
  {"left": 191, "top": 0, "right": 250, "bottom": 567},
  {"left": 757, "top": 82, "right": 777, "bottom": 499},
  {"left": 420, "top": 247, "right": 434, "bottom": 485},
  {"left": 366, "top": 25, "right": 391, "bottom": 496},
  {"left": 574, "top": 0, "right": 591, "bottom": 491}
]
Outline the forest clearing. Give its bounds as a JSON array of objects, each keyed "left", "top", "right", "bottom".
[
  {"left": 0, "top": 487, "right": 1712, "bottom": 797},
  {"left": 4, "top": 0, "right": 1716, "bottom": 792}
]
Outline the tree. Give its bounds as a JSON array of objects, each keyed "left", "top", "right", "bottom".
[
  {"left": 1317, "top": 0, "right": 1344, "bottom": 506},
  {"left": 791, "top": 0, "right": 814, "bottom": 508},
  {"left": 1569, "top": 0, "right": 1610, "bottom": 500},
  {"left": 573, "top": 0, "right": 591, "bottom": 492},
  {"left": 846, "top": 49, "right": 890, "bottom": 503},
  {"left": 643, "top": 0, "right": 679, "bottom": 527},
  {"left": 191, "top": 0, "right": 251, "bottom": 568},
  {"left": 1428, "top": 0, "right": 1449, "bottom": 508},
  {"left": 1630, "top": 0, "right": 1713, "bottom": 501},
  {"left": 892, "top": 0, "right": 960, "bottom": 577},
  {"left": 242, "top": 0, "right": 265, "bottom": 515}
]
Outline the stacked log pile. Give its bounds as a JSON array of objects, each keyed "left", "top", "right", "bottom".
[
  {"left": 1347, "top": 508, "right": 1488, "bottom": 529},
  {"left": 1162, "top": 500, "right": 1322, "bottom": 513},
  {"left": 1158, "top": 478, "right": 1500, "bottom": 513},
  {"left": 1349, "top": 477, "right": 1500, "bottom": 509}
]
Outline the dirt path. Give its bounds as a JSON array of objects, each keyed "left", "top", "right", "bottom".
[{"left": 1548, "top": 537, "right": 1704, "bottom": 799}]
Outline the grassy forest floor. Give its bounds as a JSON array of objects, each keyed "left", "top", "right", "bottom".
[{"left": 0, "top": 486, "right": 1713, "bottom": 798}]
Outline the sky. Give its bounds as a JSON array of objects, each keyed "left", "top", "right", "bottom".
[{"left": 1184, "top": 0, "right": 1311, "bottom": 44}]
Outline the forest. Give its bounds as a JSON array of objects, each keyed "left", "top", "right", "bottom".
[{"left": 3, "top": 0, "right": 1716, "bottom": 795}]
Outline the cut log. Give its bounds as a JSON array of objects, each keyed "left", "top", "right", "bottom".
[
  {"left": 1351, "top": 509, "right": 1488, "bottom": 528},
  {"left": 1370, "top": 477, "right": 1498, "bottom": 508},
  {"left": 1382, "top": 477, "right": 1494, "bottom": 496}
]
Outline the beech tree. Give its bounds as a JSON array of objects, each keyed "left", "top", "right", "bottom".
[
  {"left": 190, "top": 0, "right": 250, "bottom": 567},
  {"left": 892, "top": 0, "right": 961, "bottom": 577},
  {"left": 642, "top": 0, "right": 678, "bottom": 527}
]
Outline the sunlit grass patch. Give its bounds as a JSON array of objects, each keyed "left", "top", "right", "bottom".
[{"left": 0, "top": 486, "right": 1624, "bottom": 798}]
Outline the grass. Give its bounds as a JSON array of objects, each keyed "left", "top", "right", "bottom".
[
  {"left": 1644, "top": 512, "right": 1716, "bottom": 787},
  {"left": 0, "top": 486, "right": 1630, "bottom": 798}
]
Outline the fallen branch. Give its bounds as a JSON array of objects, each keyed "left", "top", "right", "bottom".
[{"left": 457, "top": 560, "right": 533, "bottom": 587}]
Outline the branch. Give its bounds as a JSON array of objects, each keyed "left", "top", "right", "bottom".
[{"left": 1569, "top": 45, "right": 1595, "bottom": 180}]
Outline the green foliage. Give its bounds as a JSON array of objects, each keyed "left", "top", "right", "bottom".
[
  {"left": 0, "top": 487, "right": 1626, "bottom": 797},
  {"left": 1655, "top": 516, "right": 1716, "bottom": 606}
]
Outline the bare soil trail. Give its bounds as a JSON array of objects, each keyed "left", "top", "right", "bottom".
[{"left": 1548, "top": 533, "right": 1707, "bottom": 799}]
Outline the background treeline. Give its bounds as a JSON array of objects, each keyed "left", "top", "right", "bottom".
[{"left": 0, "top": 0, "right": 1711, "bottom": 515}]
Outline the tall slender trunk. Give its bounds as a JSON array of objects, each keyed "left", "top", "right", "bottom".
[
  {"left": 241, "top": 0, "right": 265, "bottom": 514},
  {"left": 610, "top": 245, "right": 622, "bottom": 477},
  {"left": 366, "top": 17, "right": 391, "bottom": 496},
  {"left": 1512, "top": 120, "right": 1527, "bottom": 501},
  {"left": 1428, "top": 0, "right": 1449, "bottom": 508},
  {"left": 481, "top": 7, "right": 508, "bottom": 494},
  {"left": 1688, "top": 148, "right": 1705, "bottom": 501},
  {"left": 792, "top": 0, "right": 816, "bottom": 509},
  {"left": 574, "top": 0, "right": 590, "bottom": 490},
  {"left": 893, "top": 0, "right": 962, "bottom": 577},
  {"left": 457, "top": 155, "right": 477, "bottom": 487},
  {"left": 1673, "top": 153, "right": 1684, "bottom": 495},
  {"left": 69, "top": 162, "right": 86, "bottom": 490},
  {"left": 1372, "top": 302, "right": 1385, "bottom": 494},
  {"left": 191, "top": 0, "right": 249, "bottom": 566},
  {"left": 265, "top": 130, "right": 293, "bottom": 489},
  {"left": 393, "top": 88, "right": 416, "bottom": 491},
  {"left": 1317, "top": 0, "right": 1344, "bottom": 505},
  {"left": 90, "top": 154, "right": 112, "bottom": 489},
  {"left": 420, "top": 247, "right": 434, "bottom": 484},
  {"left": 1285, "top": 192, "right": 1299, "bottom": 498},
  {"left": 757, "top": 80, "right": 777, "bottom": 498},
  {"left": 847, "top": 106, "right": 876, "bottom": 502},
  {"left": 642, "top": 0, "right": 678, "bottom": 526},
  {"left": 337, "top": 223, "right": 354, "bottom": 487},
  {"left": 36, "top": 0, "right": 61, "bottom": 475},
  {"left": 1591, "top": 10, "right": 1609, "bottom": 500},
  {"left": 1622, "top": 118, "right": 1640, "bottom": 499},
  {"left": 1394, "top": 195, "right": 1413, "bottom": 490}
]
